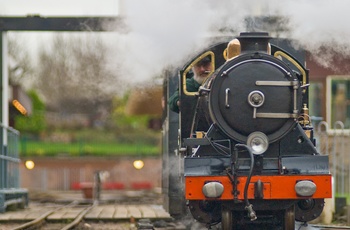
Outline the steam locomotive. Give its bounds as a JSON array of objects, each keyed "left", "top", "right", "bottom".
[{"left": 162, "top": 32, "right": 332, "bottom": 229}]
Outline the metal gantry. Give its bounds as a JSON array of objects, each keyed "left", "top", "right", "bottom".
[{"left": 0, "top": 16, "right": 122, "bottom": 212}]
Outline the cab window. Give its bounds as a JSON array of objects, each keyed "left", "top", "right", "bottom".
[{"left": 182, "top": 52, "right": 215, "bottom": 96}]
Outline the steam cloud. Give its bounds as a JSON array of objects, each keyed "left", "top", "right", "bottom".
[
  {"left": 109, "top": 0, "right": 350, "bottom": 85},
  {"left": 9, "top": 0, "right": 350, "bottom": 91}
]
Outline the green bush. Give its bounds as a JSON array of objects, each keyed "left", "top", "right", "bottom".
[{"left": 14, "top": 90, "right": 46, "bottom": 134}]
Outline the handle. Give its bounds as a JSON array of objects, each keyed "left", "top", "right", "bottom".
[{"left": 225, "top": 88, "right": 230, "bottom": 108}]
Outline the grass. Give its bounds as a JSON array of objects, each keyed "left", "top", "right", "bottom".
[
  {"left": 20, "top": 139, "right": 160, "bottom": 157},
  {"left": 334, "top": 193, "right": 350, "bottom": 205},
  {"left": 19, "top": 128, "right": 161, "bottom": 157},
  {"left": 20, "top": 138, "right": 160, "bottom": 156}
]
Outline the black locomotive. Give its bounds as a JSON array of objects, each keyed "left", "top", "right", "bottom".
[{"left": 162, "top": 32, "right": 332, "bottom": 230}]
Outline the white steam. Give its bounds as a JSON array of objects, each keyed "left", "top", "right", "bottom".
[
  {"left": 108, "top": 0, "right": 350, "bottom": 85},
  {"left": 278, "top": 0, "right": 350, "bottom": 69},
  {"left": 281, "top": 0, "right": 350, "bottom": 42},
  {"left": 108, "top": 0, "right": 223, "bottom": 85}
]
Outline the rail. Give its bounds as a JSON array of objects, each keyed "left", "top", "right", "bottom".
[{"left": 11, "top": 201, "right": 94, "bottom": 230}]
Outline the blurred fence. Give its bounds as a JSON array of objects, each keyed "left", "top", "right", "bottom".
[
  {"left": 22, "top": 167, "right": 87, "bottom": 191},
  {"left": 315, "top": 120, "right": 350, "bottom": 197},
  {"left": 0, "top": 123, "right": 28, "bottom": 212},
  {"left": 0, "top": 123, "right": 21, "bottom": 189},
  {"left": 20, "top": 157, "right": 161, "bottom": 191}
]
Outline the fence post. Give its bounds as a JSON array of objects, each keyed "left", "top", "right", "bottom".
[{"left": 334, "top": 121, "right": 345, "bottom": 195}]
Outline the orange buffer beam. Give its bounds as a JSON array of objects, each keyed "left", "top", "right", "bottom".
[{"left": 185, "top": 174, "right": 332, "bottom": 200}]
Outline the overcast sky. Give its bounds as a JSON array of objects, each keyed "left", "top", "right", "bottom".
[
  {"left": 2, "top": 0, "right": 350, "bottom": 87},
  {"left": 0, "top": 0, "right": 120, "bottom": 16}
]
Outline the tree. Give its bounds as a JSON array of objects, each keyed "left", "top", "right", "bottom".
[
  {"left": 34, "top": 34, "right": 119, "bottom": 116},
  {"left": 8, "top": 35, "right": 35, "bottom": 88}
]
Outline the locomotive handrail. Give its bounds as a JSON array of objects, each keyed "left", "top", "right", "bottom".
[
  {"left": 221, "top": 59, "right": 292, "bottom": 77},
  {"left": 255, "top": 113, "right": 298, "bottom": 119},
  {"left": 274, "top": 51, "right": 307, "bottom": 92},
  {"left": 255, "top": 81, "right": 296, "bottom": 86}
]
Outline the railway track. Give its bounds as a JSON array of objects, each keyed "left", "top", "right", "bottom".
[
  {"left": 1, "top": 205, "right": 350, "bottom": 230},
  {"left": 1, "top": 201, "right": 93, "bottom": 230},
  {"left": 0, "top": 189, "right": 348, "bottom": 230},
  {"left": 307, "top": 225, "right": 350, "bottom": 230},
  {"left": 0, "top": 201, "right": 178, "bottom": 230}
]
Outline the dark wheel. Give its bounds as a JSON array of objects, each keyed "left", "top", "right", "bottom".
[
  {"left": 284, "top": 205, "right": 295, "bottom": 230},
  {"left": 188, "top": 200, "right": 221, "bottom": 224},
  {"left": 221, "top": 207, "right": 232, "bottom": 230},
  {"left": 221, "top": 208, "right": 241, "bottom": 230},
  {"left": 295, "top": 199, "right": 324, "bottom": 222}
]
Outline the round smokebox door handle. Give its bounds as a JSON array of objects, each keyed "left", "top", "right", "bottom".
[{"left": 225, "top": 88, "right": 230, "bottom": 108}]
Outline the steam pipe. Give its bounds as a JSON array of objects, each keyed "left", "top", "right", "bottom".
[{"left": 234, "top": 143, "right": 257, "bottom": 221}]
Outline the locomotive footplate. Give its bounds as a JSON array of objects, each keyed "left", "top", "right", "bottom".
[
  {"left": 280, "top": 155, "right": 329, "bottom": 174},
  {"left": 184, "top": 156, "right": 332, "bottom": 201},
  {"left": 185, "top": 174, "right": 332, "bottom": 200}
]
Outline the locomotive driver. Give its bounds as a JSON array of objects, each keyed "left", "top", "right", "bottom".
[{"left": 169, "top": 55, "right": 212, "bottom": 113}]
